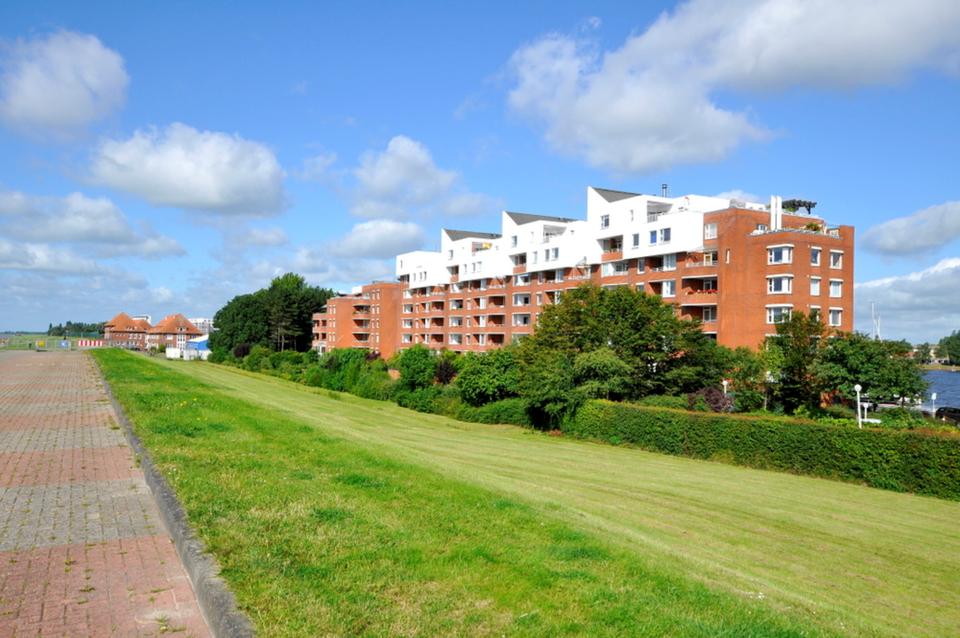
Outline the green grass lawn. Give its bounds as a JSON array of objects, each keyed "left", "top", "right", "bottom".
[{"left": 93, "top": 350, "right": 960, "bottom": 637}]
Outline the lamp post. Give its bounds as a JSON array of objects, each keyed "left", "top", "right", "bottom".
[
  {"left": 854, "top": 384, "right": 863, "bottom": 429},
  {"left": 722, "top": 379, "right": 729, "bottom": 396},
  {"left": 932, "top": 392, "right": 938, "bottom": 419}
]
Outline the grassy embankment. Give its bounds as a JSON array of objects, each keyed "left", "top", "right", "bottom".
[{"left": 93, "top": 349, "right": 960, "bottom": 637}]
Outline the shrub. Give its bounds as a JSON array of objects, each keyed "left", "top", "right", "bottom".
[
  {"left": 394, "top": 386, "right": 443, "bottom": 414},
  {"left": 687, "top": 386, "right": 733, "bottom": 413},
  {"left": 243, "top": 345, "right": 272, "bottom": 372},
  {"left": 456, "top": 398, "right": 532, "bottom": 427},
  {"left": 233, "top": 343, "right": 252, "bottom": 359},
  {"left": 636, "top": 395, "right": 689, "bottom": 410},
  {"left": 208, "top": 347, "right": 230, "bottom": 364},
  {"left": 566, "top": 400, "right": 960, "bottom": 500},
  {"left": 435, "top": 351, "right": 458, "bottom": 385}
]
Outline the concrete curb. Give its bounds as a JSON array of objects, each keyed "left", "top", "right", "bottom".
[{"left": 92, "top": 354, "right": 255, "bottom": 638}]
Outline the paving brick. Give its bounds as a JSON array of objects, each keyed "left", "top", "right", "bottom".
[
  {"left": 0, "top": 447, "right": 139, "bottom": 487},
  {"left": 0, "top": 351, "right": 210, "bottom": 637}
]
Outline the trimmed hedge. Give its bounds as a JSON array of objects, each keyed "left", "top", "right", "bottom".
[
  {"left": 566, "top": 400, "right": 960, "bottom": 500},
  {"left": 455, "top": 398, "right": 532, "bottom": 427}
]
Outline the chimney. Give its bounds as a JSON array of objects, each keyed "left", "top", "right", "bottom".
[{"left": 768, "top": 195, "right": 783, "bottom": 230}]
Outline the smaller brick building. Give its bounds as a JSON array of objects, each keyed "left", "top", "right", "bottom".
[
  {"left": 147, "top": 314, "right": 202, "bottom": 350},
  {"left": 103, "top": 312, "right": 150, "bottom": 350},
  {"left": 312, "top": 282, "right": 401, "bottom": 358}
]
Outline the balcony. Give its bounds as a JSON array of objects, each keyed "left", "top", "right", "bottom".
[{"left": 679, "top": 289, "right": 719, "bottom": 305}]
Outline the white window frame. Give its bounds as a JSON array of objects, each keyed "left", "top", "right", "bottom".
[
  {"left": 600, "top": 214, "right": 610, "bottom": 228},
  {"left": 810, "top": 277, "right": 821, "bottom": 296},
  {"left": 702, "top": 306, "right": 717, "bottom": 322},
  {"left": 830, "top": 250, "right": 843, "bottom": 268},
  {"left": 704, "top": 223, "right": 718, "bottom": 240},
  {"left": 512, "top": 313, "right": 531, "bottom": 327},
  {"left": 828, "top": 308, "right": 843, "bottom": 327},
  {"left": 662, "top": 280, "right": 676, "bottom": 298},
  {"left": 767, "top": 275, "right": 793, "bottom": 294},
  {"left": 766, "top": 304, "right": 793, "bottom": 324},
  {"left": 811, "top": 247, "right": 822, "bottom": 266},
  {"left": 663, "top": 253, "right": 677, "bottom": 271},
  {"left": 829, "top": 279, "right": 843, "bottom": 298},
  {"left": 513, "top": 293, "right": 530, "bottom": 306},
  {"left": 767, "top": 244, "right": 794, "bottom": 265}
]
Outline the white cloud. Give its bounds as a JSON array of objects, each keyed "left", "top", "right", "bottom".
[
  {"left": 290, "top": 247, "right": 394, "bottom": 289},
  {"left": 507, "top": 0, "right": 960, "bottom": 173},
  {"left": 330, "top": 220, "right": 424, "bottom": 259},
  {"left": 234, "top": 226, "right": 289, "bottom": 248},
  {"left": 0, "top": 239, "right": 101, "bottom": 274},
  {"left": 855, "top": 258, "right": 960, "bottom": 343},
  {"left": 714, "top": 189, "right": 764, "bottom": 205},
  {"left": 0, "top": 30, "right": 128, "bottom": 138},
  {"left": 348, "top": 136, "right": 496, "bottom": 220},
  {"left": 89, "top": 122, "right": 286, "bottom": 216},
  {"left": 0, "top": 190, "right": 184, "bottom": 258},
  {"left": 861, "top": 201, "right": 960, "bottom": 256}
]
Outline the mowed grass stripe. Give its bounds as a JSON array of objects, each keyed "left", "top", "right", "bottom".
[
  {"left": 142, "top": 354, "right": 960, "bottom": 637},
  {"left": 93, "top": 349, "right": 824, "bottom": 637}
]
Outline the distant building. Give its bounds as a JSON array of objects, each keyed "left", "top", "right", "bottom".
[
  {"left": 312, "top": 187, "right": 854, "bottom": 354},
  {"left": 104, "top": 312, "right": 151, "bottom": 350},
  {"left": 146, "top": 314, "right": 202, "bottom": 350},
  {"left": 131, "top": 314, "right": 152, "bottom": 325},
  {"left": 188, "top": 317, "right": 215, "bottom": 335}
]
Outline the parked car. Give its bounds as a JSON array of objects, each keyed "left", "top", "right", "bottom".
[{"left": 935, "top": 406, "right": 960, "bottom": 425}]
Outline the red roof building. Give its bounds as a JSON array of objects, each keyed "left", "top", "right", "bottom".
[
  {"left": 103, "top": 312, "right": 151, "bottom": 350},
  {"left": 146, "top": 314, "right": 202, "bottom": 350}
]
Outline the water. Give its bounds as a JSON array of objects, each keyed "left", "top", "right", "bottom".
[{"left": 921, "top": 370, "right": 960, "bottom": 411}]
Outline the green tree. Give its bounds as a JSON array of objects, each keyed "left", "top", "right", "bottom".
[
  {"left": 816, "top": 334, "right": 928, "bottom": 403},
  {"left": 572, "top": 347, "right": 632, "bottom": 400},
  {"left": 523, "top": 284, "right": 715, "bottom": 399},
  {"left": 912, "top": 343, "right": 933, "bottom": 365},
  {"left": 455, "top": 347, "right": 520, "bottom": 406},
  {"left": 938, "top": 331, "right": 960, "bottom": 364},
  {"left": 210, "top": 273, "right": 334, "bottom": 353},
  {"left": 209, "top": 292, "right": 270, "bottom": 352},
  {"left": 516, "top": 346, "right": 579, "bottom": 425},
  {"left": 767, "top": 311, "right": 825, "bottom": 413},
  {"left": 725, "top": 346, "right": 768, "bottom": 412},
  {"left": 396, "top": 344, "right": 437, "bottom": 390}
]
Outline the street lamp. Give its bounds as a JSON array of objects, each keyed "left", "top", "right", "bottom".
[{"left": 854, "top": 384, "right": 863, "bottom": 429}]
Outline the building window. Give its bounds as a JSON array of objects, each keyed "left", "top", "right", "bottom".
[
  {"left": 650, "top": 228, "right": 672, "bottom": 245},
  {"left": 662, "top": 280, "right": 676, "bottom": 297},
  {"left": 703, "top": 306, "right": 717, "bottom": 323},
  {"left": 830, "top": 250, "right": 843, "bottom": 268},
  {"left": 703, "top": 250, "right": 718, "bottom": 265},
  {"left": 515, "top": 273, "right": 530, "bottom": 285},
  {"left": 476, "top": 334, "right": 487, "bottom": 346},
  {"left": 555, "top": 269, "right": 564, "bottom": 282},
  {"left": 811, "top": 247, "right": 821, "bottom": 266},
  {"left": 767, "top": 245, "right": 793, "bottom": 264},
  {"left": 767, "top": 275, "right": 793, "bottom": 294},
  {"left": 544, "top": 247, "right": 559, "bottom": 262},
  {"left": 450, "top": 317, "right": 462, "bottom": 327},
  {"left": 600, "top": 214, "right": 610, "bottom": 228},
  {"left": 663, "top": 253, "right": 677, "bottom": 270},
  {"left": 535, "top": 293, "right": 543, "bottom": 305},
  {"left": 401, "top": 334, "right": 413, "bottom": 344},
  {"left": 449, "top": 333, "right": 462, "bottom": 345},
  {"left": 766, "top": 306, "right": 792, "bottom": 324},
  {"left": 512, "top": 313, "right": 531, "bottom": 327},
  {"left": 532, "top": 251, "right": 538, "bottom": 264},
  {"left": 402, "top": 319, "right": 413, "bottom": 328},
  {"left": 403, "top": 305, "right": 413, "bottom": 314},
  {"left": 829, "top": 308, "right": 842, "bottom": 327},
  {"left": 637, "top": 259, "right": 645, "bottom": 273},
  {"left": 513, "top": 293, "right": 531, "bottom": 306},
  {"left": 756, "top": 223, "right": 768, "bottom": 232},
  {"left": 725, "top": 249, "right": 731, "bottom": 264},
  {"left": 511, "top": 235, "right": 517, "bottom": 247},
  {"left": 447, "top": 250, "right": 453, "bottom": 259},
  {"left": 829, "top": 280, "right": 843, "bottom": 298},
  {"left": 704, "top": 223, "right": 718, "bottom": 240},
  {"left": 810, "top": 277, "right": 821, "bottom": 296},
  {"left": 630, "top": 233, "right": 639, "bottom": 249},
  {"left": 809, "top": 306, "right": 821, "bottom": 321}
]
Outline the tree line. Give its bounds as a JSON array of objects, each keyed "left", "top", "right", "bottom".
[
  {"left": 209, "top": 282, "right": 930, "bottom": 429},
  {"left": 47, "top": 321, "right": 105, "bottom": 337}
]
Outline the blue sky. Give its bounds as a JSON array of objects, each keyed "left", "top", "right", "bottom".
[{"left": 1, "top": 0, "right": 959, "bottom": 343}]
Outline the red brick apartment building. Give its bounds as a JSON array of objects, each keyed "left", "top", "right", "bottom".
[{"left": 313, "top": 188, "right": 854, "bottom": 355}]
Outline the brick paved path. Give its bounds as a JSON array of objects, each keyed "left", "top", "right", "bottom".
[{"left": 0, "top": 351, "right": 210, "bottom": 637}]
